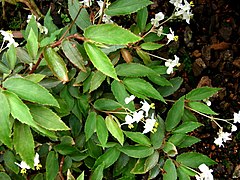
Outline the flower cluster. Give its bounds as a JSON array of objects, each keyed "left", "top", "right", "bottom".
[
  {"left": 122, "top": 95, "right": 158, "bottom": 134},
  {"left": 195, "top": 164, "right": 214, "bottom": 180},
  {"left": 15, "top": 153, "right": 42, "bottom": 174},
  {"left": 0, "top": 30, "right": 18, "bottom": 52},
  {"left": 169, "top": 0, "right": 194, "bottom": 24},
  {"left": 165, "top": 55, "right": 180, "bottom": 74}
]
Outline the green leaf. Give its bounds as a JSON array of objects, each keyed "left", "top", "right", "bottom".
[
  {"left": 137, "top": 7, "right": 148, "bottom": 32},
  {"left": 84, "top": 24, "right": 142, "bottom": 45},
  {"left": 84, "top": 42, "right": 119, "bottom": 80},
  {"left": 24, "top": 14, "right": 38, "bottom": 40},
  {"left": 148, "top": 74, "right": 172, "bottom": 87},
  {"left": 168, "top": 133, "right": 186, "bottom": 146},
  {"left": 188, "top": 101, "right": 218, "bottom": 115},
  {"left": 131, "top": 158, "right": 146, "bottom": 174},
  {"left": 105, "top": 0, "right": 152, "bottom": 16},
  {"left": 46, "top": 151, "right": 59, "bottom": 180},
  {"left": 177, "top": 165, "right": 196, "bottom": 178},
  {"left": 162, "top": 142, "right": 178, "bottom": 157},
  {"left": 124, "top": 131, "right": 151, "bottom": 146},
  {"left": 3, "top": 151, "right": 19, "bottom": 174},
  {"left": 186, "top": 87, "right": 221, "bottom": 101},
  {"left": 43, "top": 47, "right": 69, "bottom": 83},
  {"left": 140, "top": 42, "right": 164, "bottom": 50},
  {"left": 173, "top": 122, "right": 203, "bottom": 133},
  {"left": 178, "top": 136, "right": 201, "bottom": 148},
  {"left": 84, "top": 111, "right": 97, "bottom": 141},
  {"left": 26, "top": 28, "right": 38, "bottom": 60},
  {"left": 87, "top": 138, "right": 102, "bottom": 159},
  {"left": 16, "top": 47, "right": 33, "bottom": 64},
  {"left": 62, "top": 39, "right": 86, "bottom": 72},
  {"left": 91, "top": 163, "right": 105, "bottom": 180},
  {"left": 123, "top": 77, "right": 165, "bottom": 103},
  {"left": 163, "top": 159, "right": 177, "bottom": 180},
  {"left": 177, "top": 167, "right": 191, "bottom": 180},
  {"left": 6, "top": 44, "right": 17, "bottom": 70},
  {"left": 158, "top": 77, "right": 183, "bottom": 97},
  {"left": 176, "top": 152, "right": 216, "bottom": 168},
  {"left": 106, "top": 115, "right": 124, "bottom": 145},
  {"left": 111, "top": 80, "right": 135, "bottom": 111},
  {"left": 77, "top": 171, "right": 84, "bottom": 180},
  {"left": 115, "top": 63, "right": 157, "bottom": 77},
  {"left": 68, "top": 0, "right": 91, "bottom": 30},
  {"left": 94, "top": 98, "right": 123, "bottom": 111},
  {"left": 165, "top": 96, "right": 184, "bottom": 131},
  {"left": 119, "top": 145, "right": 154, "bottom": 158},
  {"left": 24, "top": 74, "right": 45, "bottom": 83},
  {"left": 0, "top": 61, "right": 10, "bottom": 74},
  {"left": 0, "top": 173, "right": 11, "bottom": 180},
  {"left": 3, "top": 90, "right": 36, "bottom": 127},
  {"left": 144, "top": 151, "right": 159, "bottom": 172},
  {"left": 136, "top": 49, "right": 151, "bottom": 64},
  {"left": 44, "top": 8, "right": 58, "bottom": 34},
  {"left": 28, "top": 104, "right": 70, "bottom": 131},
  {"left": 150, "top": 116, "right": 165, "bottom": 149},
  {"left": 93, "top": 147, "right": 120, "bottom": 169},
  {"left": 96, "top": 115, "right": 109, "bottom": 146},
  {"left": 3, "top": 77, "right": 59, "bottom": 107},
  {"left": 90, "top": 71, "right": 106, "bottom": 92},
  {"left": 13, "top": 121, "right": 35, "bottom": 168},
  {"left": 182, "top": 109, "right": 198, "bottom": 122},
  {"left": 0, "top": 91, "right": 12, "bottom": 148}
]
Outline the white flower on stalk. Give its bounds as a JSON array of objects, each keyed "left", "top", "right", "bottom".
[
  {"left": 0, "top": 30, "right": 19, "bottom": 51},
  {"left": 203, "top": 98, "right": 211, "bottom": 106},
  {"left": 195, "top": 164, "right": 214, "bottom": 180},
  {"left": 132, "top": 110, "right": 144, "bottom": 123},
  {"left": 121, "top": 111, "right": 144, "bottom": 128},
  {"left": 102, "top": 14, "right": 113, "bottom": 24},
  {"left": 169, "top": 0, "right": 182, "bottom": 8},
  {"left": 125, "top": 95, "right": 135, "bottom": 104},
  {"left": 140, "top": 100, "right": 155, "bottom": 117},
  {"left": 15, "top": 153, "right": 42, "bottom": 174},
  {"left": 80, "top": 0, "right": 92, "bottom": 7},
  {"left": 165, "top": 55, "right": 180, "bottom": 74},
  {"left": 151, "top": 12, "right": 165, "bottom": 27},
  {"left": 27, "top": 15, "right": 48, "bottom": 34},
  {"left": 214, "top": 128, "right": 231, "bottom": 147},
  {"left": 231, "top": 125, "right": 237, "bottom": 132},
  {"left": 166, "top": 28, "right": 176, "bottom": 44},
  {"left": 173, "top": 0, "right": 193, "bottom": 24},
  {"left": 157, "top": 26, "right": 164, "bottom": 37},
  {"left": 233, "top": 111, "right": 240, "bottom": 123},
  {"left": 142, "top": 113, "right": 158, "bottom": 134}
]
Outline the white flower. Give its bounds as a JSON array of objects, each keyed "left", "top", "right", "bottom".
[
  {"left": 143, "top": 114, "right": 157, "bottom": 134},
  {"left": 165, "top": 55, "right": 180, "bottom": 74},
  {"left": 231, "top": 125, "right": 237, "bottom": 132},
  {"left": 132, "top": 110, "right": 144, "bottom": 123},
  {"left": 27, "top": 15, "right": 48, "bottom": 34},
  {"left": 0, "top": 30, "right": 19, "bottom": 50},
  {"left": 173, "top": 0, "right": 193, "bottom": 24},
  {"left": 169, "top": 0, "right": 183, "bottom": 8},
  {"left": 203, "top": 98, "right": 211, "bottom": 106},
  {"left": 151, "top": 12, "right": 165, "bottom": 27},
  {"left": 157, "top": 26, "right": 164, "bottom": 37},
  {"left": 214, "top": 128, "right": 231, "bottom": 147},
  {"left": 140, "top": 100, "right": 155, "bottom": 117},
  {"left": 195, "top": 164, "right": 214, "bottom": 180},
  {"left": 80, "top": 0, "right": 92, "bottom": 7},
  {"left": 166, "top": 28, "right": 175, "bottom": 44},
  {"left": 125, "top": 95, "right": 135, "bottom": 104},
  {"left": 121, "top": 111, "right": 144, "bottom": 128},
  {"left": 102, "top": 14, "right": 113, "bottom": 24},
  {"left": 233, "top": 111, "right": 240, "bottom": 123}
]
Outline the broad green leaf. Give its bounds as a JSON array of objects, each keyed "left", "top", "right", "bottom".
[
  {"left": 89, "top": 71, "right": 106, "bottom": 92},
  {"left": 0, "top": 61, "right": 10, "bottom": 74},
  {"left": 28, "top": 104, "right": 70, "bottom": 131},
  {"left": 186, "top": 87, "right": 221, "bottom": 101},
  {"left": 168, "top": 133, "right": 186, "bottom": 146},
  {"left": 77, "top": 171, "right": 84, "bottom": 180},
  {"left": 44, "top": 9, "right": 58, "bottom": 34},
  {"left": 119, "top": 145, "right": 154, "bottom": 158},
  {"left": 144, "top": 151, "right": 159, "bottom": 172},
  {"left": 178, "top": 136, "right": 201, "bottom": 148},
  {"left": 13, "top": 121, "right": 35, "bottom": 168},
  {"left": 93, "top": 147, "right": 120, "bottom": 169},
  {"left": 84, "top": 111, "right": 97, "bottom": 141},
  {"left": 165, "top": 96, "right": 184, "bottom": 131},
  {"left": 163, "top": 159, "right": 177, "bottom": 180},
  {"left": 158, "top": 77, "right": 183, "bottom": 97},
  {"left": 137, "top": 7, "right": 148, "bottom": 32},
  {"left": 96, "top": 115, "right": 108, "bottom": 146},
  {"left": 43, "top": 47, "right": 69, "bottom": 83},
  {"left": 24, "top": 14, "right": 38, "bottom": 39},
  {"left": 177, "top": 167, "right": 191, "bottom": 180},
  {"left": 3, "top": 77, "right": 59, "bottom": 107},
  {"left": 62, "top": 39, "right": 86, "bottom": 72},
  {"left": 3, "top": 151, "right": 19, "bottom": 174},
  {"left": 136, "top": 49, "right": 151, "bottom": 64},
  {"left": 16, "top": 47, "right": 33, "bottom": 63},
  {"left": 94, "top": 98, "right": 123, "bottom": 111},
  {"left": 148, "top": 74, "right": 172, "bottom": 87},
  {"left": 162, "top": 142, "right": 178, "bottom": 157},
  {"left": 84, "top": 24, "right": 141, "bottom": 45},
  {"left": 0, "top": 91, "right": 12, "bottom": 148},
  {"left": 150, "top": 116, "right": 165, "bottom": 149},
  {"left": 26, "top": 28, "right": 38, "bottom": 60},
  {"left": 106, "top": 115, "right": 124, "bottom": 145},
  {"left": 178, "top": 165, "right": 196, "bottom": 177},
  {"left": 113, "top": 153, "right": 130, "bottom": 176},
  {"left": 24, "top": 74, "right": 45, "bottom": 83},
  {"left": 124, "top": 131, "right": 151, "bottom": 146},
  {"left": 46, "top": 151, "right": 59, "bottom": 180},
  {"left": 87, "top": 138, "right": 102, "bottom": 159},
  {"left": 3, "top": 90, "right": 36, "bottom": 127},
  {"left": 182, "top": 109, "right": 198, "bottom": 122},
  {"left": 111, "top": 80, "right": 135, "bottom": 111},
  {"left": 173, "top": 122, "right": 203, "bottom": 134},
  {"left": 105, "top": 0, "right": 152, "bottom": 16},
  {"left": 131, "top": 158, "right": 146, "bottom": 174},
  {"left": 68, "top": 0, "right": 91, "bottom": 30},
  {"left": 84, "top": 42, "right": 119, "bottom": 80},
  {"left": 123, "top": 77, "right": 165, "bottom": 103},
  {"left": 188, "top": 101, "right": 218, "bottom": 115},
  {"left": 6, "top": 44, "right": 17, "bottom": 70},
  {"left": 115, "top": 63, "right": 157, "bottom": 77},
  {"left": 0, "top": 173, "right": 11, "bottom": 180},
  {"left": 91, "top": 163, "right": 105, "bottom": 180},
  {"left": 140, "top": 42, "right": 164, "bottom": 50},
  {"left": 176, "top": 152, "right": 216, "bottom": 168},
  {"left": 54, "top": 144, "right": 79, "bottom": 155}
]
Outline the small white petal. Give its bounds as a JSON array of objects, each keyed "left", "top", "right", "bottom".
[{"left": 124, "top": 95, "right": 135, "bottom": 104}]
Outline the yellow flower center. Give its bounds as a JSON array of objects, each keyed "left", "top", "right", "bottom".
[
  {"left": 190, "top": 1, "right": 194, "bottom": 7},
  {"left": 36, "top": 164, "right": 42, "bottom": 170},
  {"left": 174, "top": 36, "right": 179, "bottom": 41},
  {"left": 150, "top": 103, "right": 155, "bottom": 109},
  {"left": 20, "top": 168, "right": 27, "bottom": 174},
  {"left": 128, "top": 124, "right": 134, "bottom": 129}
]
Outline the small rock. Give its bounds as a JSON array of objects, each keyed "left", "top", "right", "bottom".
[
  {"left": 192, "top": 50, "right": 202, "bottom": 58},
  {"left": 233, "top": 58, "right": 240, "bottom": 68}
]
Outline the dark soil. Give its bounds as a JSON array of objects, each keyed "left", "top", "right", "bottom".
[{"left": 1, "top": 0, "right": 240, "bottom": 179}]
